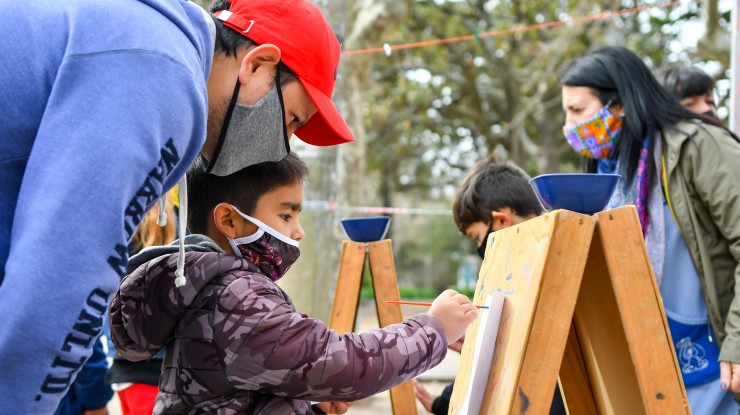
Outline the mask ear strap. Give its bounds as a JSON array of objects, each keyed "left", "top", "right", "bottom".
[
  {"left": 231, "top": 204, "right": 300, "bottom": 247},
  {"left": 206, "top": 80, "right": 241, "bottom": 174},
  {"left": 274, "top": 70, "right": 290, "bottom": 155},
  {"left": 228, "top": 236, "right": 244, "bottom": 258}
]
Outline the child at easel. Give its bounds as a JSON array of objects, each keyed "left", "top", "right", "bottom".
[
  {"left": 414, "top": 157, "right": 566, "bottom": 415},
  {"left": 109, "top": 154, "right": 480, "bottom": 414}
]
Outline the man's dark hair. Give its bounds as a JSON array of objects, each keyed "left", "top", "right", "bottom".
[
  {"left": 452, "top": 159, "right": 544, "bottom": 234},
  {"left": 186, "top": 153, "right": 309, "bottom": 234},
  {"left": 654, "top": 66, "right": 715, "bottom": 101},
  {"left": 209, "top": 0, "right": 297, "bottom": 82}
]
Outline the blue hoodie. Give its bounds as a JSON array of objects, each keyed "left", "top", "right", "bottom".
[{"left": 0, "top": 0, "right": 213, "bottom": 412}]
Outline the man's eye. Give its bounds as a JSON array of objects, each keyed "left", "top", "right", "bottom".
[{"left": 281, "top": 214, "right": 292, "bottom": 221}]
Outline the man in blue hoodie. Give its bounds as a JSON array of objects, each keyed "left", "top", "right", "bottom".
[{"left": 0, "top": 0, "right": 355, "bottom": 412}]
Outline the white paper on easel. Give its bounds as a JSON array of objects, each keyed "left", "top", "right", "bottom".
[{"left": 458, "top": 291, "right": 505, "bottom": 415}]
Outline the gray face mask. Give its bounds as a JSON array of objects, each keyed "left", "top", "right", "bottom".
[{"left": 206, "top": 75, "right": 290, "bottom": 176}]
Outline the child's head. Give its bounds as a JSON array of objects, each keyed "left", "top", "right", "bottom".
[
  {"left": 187, "top": 153, "right": 309, "bottom": 252},
  {"left": 453, "top": 159, "right": 543, "bottom": 247}
]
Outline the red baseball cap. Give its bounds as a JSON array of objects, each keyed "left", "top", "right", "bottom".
[{"left": 213, "top": 0, "right": 355, "bottom": 146}]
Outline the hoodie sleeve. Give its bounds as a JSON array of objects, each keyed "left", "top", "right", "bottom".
[
  {"left": 218, "top": 279, "right": 448, "bottom": 401},
  {"left": 0, "top": 49, "right": 206, "bottom": 412}
]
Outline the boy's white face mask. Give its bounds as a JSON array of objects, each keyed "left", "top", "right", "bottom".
[{"left": 226, "top": 205, "right": 300, "bottom": 281}]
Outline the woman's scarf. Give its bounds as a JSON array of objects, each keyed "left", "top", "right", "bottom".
[{"left": 605, "top": 135, "right": 666, "bottom": 283}]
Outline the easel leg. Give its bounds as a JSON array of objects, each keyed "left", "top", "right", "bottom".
[
  {"left": 559, "top": 322, "right": 598, "bottom": 415},
  {"left": 368, "top": 240, "right": 418, "bottom": 415},
  {"left": 595, "top": 208, "right": 688, "bottom": 414},
  {"left": 329, "top": 241, "right": 367, "bottom": 335},
  {"left": 573, "top": 227, "right": 645, "bottom": 415}
]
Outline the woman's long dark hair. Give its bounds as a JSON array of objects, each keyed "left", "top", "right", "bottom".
[{"left": 560, "top": 46, "right": 721, "bottom": 184}]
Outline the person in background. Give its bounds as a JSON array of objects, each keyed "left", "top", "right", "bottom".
[
  {"left": 451, "top": 159, "right": 543, "bottom": 257},
  {"left": 655, "top": 65, "right": 718, "bottom": 119},
  {"left": 106, "top": 192, "right": 176, "bottom": 415},
  {"left": 0, "top": 0, "right": 355, "bottom": 410},
  {"left": 414, "top": 158, "right": 567, "bottom": 415},
  {"left": 54, "top": 337, "right": 113, "bottom": 415},
  {"left": 561, "top": 46, "right": 740, "bottom": 413}
]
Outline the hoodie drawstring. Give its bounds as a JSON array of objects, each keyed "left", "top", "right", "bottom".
[
  {"left": 174, "top": 176, "right": 188, "bottom": 287},
  {"left": 156, "top": 195, "right": 168, "bottom": 227}
]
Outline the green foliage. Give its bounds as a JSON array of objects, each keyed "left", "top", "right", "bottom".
[
  {"left": 394, "top": 214, "right": 477, "bottom": 291},
  {"left": 358, "top": 214, "right": 476, "bottom": 296},
  {"left": 360, "top": 285, "right": 475, "bottom": 300},
  {"left": 398, "top": 286, "right": 439, "bottom": 299},
  {"left": 344, "top": 0, "right": 712, "bottom": 185},
  {"left": 451, "top": 286, "right": 476, "bottom": 298},
  {"left": 360, "top": 285, "right": 375, "bottom": 300}
]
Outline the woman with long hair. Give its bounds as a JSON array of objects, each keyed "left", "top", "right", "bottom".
[{"left": 560, "top": 46, "right": 740, "bottom": 414}]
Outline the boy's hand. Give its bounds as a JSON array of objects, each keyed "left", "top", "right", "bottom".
[
  {"left": 314, "top": 400, "right": 353, "bottom": 414},
  {"left": 448, "top": 334, "right": 465, "bottom": 353},
  {"left": 428, "top": 289, "right": 478, "bottom": 345},
  {"left": 412, "top": 379, "right": 435, "bottom": 412}
]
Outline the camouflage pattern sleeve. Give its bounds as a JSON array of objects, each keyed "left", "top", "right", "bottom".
[
  {"left": 109, "top": 251, "right": 236, "bottom": 362},
  {"left": 216, "top": 278, "right": 448, "bottom": 401}
]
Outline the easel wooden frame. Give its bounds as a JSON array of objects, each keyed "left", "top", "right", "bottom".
[
  {"left": 328, "top": 239, "right": 418, "bottom": 415},
  {"left": 448, "top": 206, "right": 689, "bottom": 415}
]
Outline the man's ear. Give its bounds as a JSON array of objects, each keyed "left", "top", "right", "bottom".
[
  {"left": 237, "top": 44, "right": 281, "bottom": 97},
  {"left": 490, "top": 208, "right": 513, "bottom": 231},
  {"left": 213, "top": 203, "right": 239, "bottom": 239}
]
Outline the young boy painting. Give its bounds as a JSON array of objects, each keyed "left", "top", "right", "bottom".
[
  {"left": 109, "top": 153, "right": 479, "bottom": 414},
  {"left": 415, "top": 158, "right": 567, "bottom": 415}
]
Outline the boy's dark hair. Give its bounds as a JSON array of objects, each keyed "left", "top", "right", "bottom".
[
  {"left": 186, "top": 153, "right": 309, "bottom": 234},
  {"left": 453, "top": 159, "right": 544, "bottom": 234},
  {"left": 654, "top": 66, "right": 715, "bottom": 101},
  {"left": 209, "top": 0, "right": 297, "bottom": 82}
]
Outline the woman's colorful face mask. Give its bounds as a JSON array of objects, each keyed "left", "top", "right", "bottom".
[
  {"left": 562, "top": 105, "right": 623, "bottom": 159},
  {"left": 561, "top": 86, "right": 623, "bottom": 159}
]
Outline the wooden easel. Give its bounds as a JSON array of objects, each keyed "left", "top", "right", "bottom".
[
  {"left": 328, "top": 239, "right": 418, "bottom": 415},
  {"left": 448, "top": 206, "right": 689, "bottom": 414}
]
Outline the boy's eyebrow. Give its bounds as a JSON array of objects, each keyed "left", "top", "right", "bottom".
[{"left": 282, "top": 201, "right": 303, "bottom": 212}]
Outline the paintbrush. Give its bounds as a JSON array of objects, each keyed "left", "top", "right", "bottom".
[{"left": 386, "top": 300, "right": 489, "bottom": 309}]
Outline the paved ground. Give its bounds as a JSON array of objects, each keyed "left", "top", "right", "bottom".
[{"left": 107, "top": 301, "right": 459, "bottom": 414}]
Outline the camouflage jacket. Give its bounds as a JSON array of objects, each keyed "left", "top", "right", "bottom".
[{"left": 108, "top": 235, "right": 448, "bottom": 414}]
